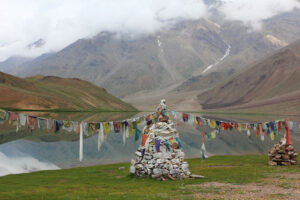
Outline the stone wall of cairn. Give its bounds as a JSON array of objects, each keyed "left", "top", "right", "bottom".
[
  {"left": 129, "top": 121, "right": 192, "bottom": 180},
  {"left": 268, "top": 138, "right": 297, "bottom": 166}
]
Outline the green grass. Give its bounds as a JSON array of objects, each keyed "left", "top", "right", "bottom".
[{"left": 0, "top": 155, "right": 299, "bottom": 200}]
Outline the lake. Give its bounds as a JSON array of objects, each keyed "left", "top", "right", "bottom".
[{"left": 0, "top": 111, "right": 299, "bottom": 176}]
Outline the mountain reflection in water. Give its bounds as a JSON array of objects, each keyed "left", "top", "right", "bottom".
[{"left": 0, "top": 111, "right": 299, "bottom": 176}]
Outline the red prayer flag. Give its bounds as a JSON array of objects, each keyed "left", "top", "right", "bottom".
[
  {"left": 285, "top": 119, "right": 291, "bottom": 145},
  {"left": 202, "top": 132, "right": 205, "bottom": 144},
  {"left": 141, "top": 133, "right": 148, "bottom": 146}
]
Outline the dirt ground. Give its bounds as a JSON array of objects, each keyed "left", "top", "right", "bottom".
[{"left": 183, "top": 173, "right": 300, "bottom": 200}]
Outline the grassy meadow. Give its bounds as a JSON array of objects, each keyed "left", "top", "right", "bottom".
[{"left": 0, "top": 155, "right": 299, "bottom": 199}]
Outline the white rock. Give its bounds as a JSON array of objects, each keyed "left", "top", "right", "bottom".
[
  {"left": 148, "top": 164, "right": 154, "bottom": 168},
  {"left": 131, "top": 159, "right": 136, "bottom": 165},
  {"left": 148, "top": 159, "right": 155, "bottom": 164},
  {"left": 152, "top": 174, "right": 160, "bottom": 178},
  {"left": 160, "top": 146, "right": 167, "bottom": 153},
  {"left": 135, "top": 151, "right": 142, "bottom": 156},
  {"left": 157, "top": 159, "right": 165, "bottom": 164},
  {"left": 153, "top": 152, "right": 163, "bottom": 158},
  {"left": 162, "top": 169, "right": 169, "bottom": 175},
  {"left": 153, "top": 168, "right": 162, "bottom": 175},
  {"left": 171, "top": 159, "right": 180, "bottom": 164},
  {"left": 162, "top": 153, "right": 172, "bottom": 159},
  {"left": 190, "top": 174, "right": 205, "bottom": 179},
  {"left": 182, "top": 163, "right": 189, "bottom": 170},
  {"left": 130, "top": 166, "right": 136, "bottom": 174},
  {"left": 146, "top": 168, "right": 151, "bottom": 174},
  {"left": 178, "top": 151, "right": 185, "bottom": 158},
  {"left": 136, "top": 164, "right": 143, "bottom": 169}
]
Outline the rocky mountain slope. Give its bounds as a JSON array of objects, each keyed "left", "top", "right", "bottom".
[
  {"left": 0, "top": 56, "right": 33, "bottom": 75},
  {"left": 0, "top": 72, "right": 136, "bottom": 111},
  {"left": 173, "top": 9, "right": 300, "bottom": 94},
  {"left": 5, "top": 19, "right": 228, "bottom": 97},
  {"left": 197, "top": 40, "right": 300, "bottom": 114},
  {"left": 122, "top": 10, "right": 300, "bottom": 111}
]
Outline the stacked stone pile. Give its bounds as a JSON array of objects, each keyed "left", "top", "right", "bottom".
[
  {"left": 130, "top": 122, "right": 191, "bottom": 180},
  {"left": 130, "top": 99, "right": 203, "bottom": 180},
  {"left": 268, "top": 138, "right": 297, "bottom": 166}
]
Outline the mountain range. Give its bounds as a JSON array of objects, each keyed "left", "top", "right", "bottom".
[
  {"left": 123, "top": 10, "right": 300, "bottom": 111},
  {"left": 1, "top": 19, "right": 228, "bottom": 97},
  {"left": 0, "top": 9, "right": 299, "bottom": 112}
]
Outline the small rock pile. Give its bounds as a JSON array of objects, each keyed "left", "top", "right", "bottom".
[
  {"left": 268, "top": 138, "right": 297, "bottom": 166},
  {"left": 130, "top": 100, "right": 203, "bottom": 180}
]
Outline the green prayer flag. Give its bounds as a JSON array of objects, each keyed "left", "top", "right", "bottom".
[
  {"left": 38, "top": 119, "right": 45, "bottom": 130},
  {"left": 135, "top": 129, "right": 142, "bottom": 141}
]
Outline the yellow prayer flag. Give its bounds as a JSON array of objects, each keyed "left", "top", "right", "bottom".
[
  {"left": 103, "top": 122, "right": 110, "bottom": 135},
  {"left": 270, "top": 132, "right": 275, "bottom": 141},
  {"left": 129, "top": 126, "right": 134, "bottom": 135},
  {"left": 210, "top": 120, "right": 216, "bottom": 129}
]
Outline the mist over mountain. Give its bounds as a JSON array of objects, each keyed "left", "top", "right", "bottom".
[{"left": 1, "top": 0, "right": 299, "bottom": 60}]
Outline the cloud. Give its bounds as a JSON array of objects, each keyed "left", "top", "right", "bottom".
[
  {"left": 0, "top": 152, "right": 59, "bottom": 176},
  {"left": 0, "top": 0, "right": 299, "bottom": 61},
  {"left": 0, "top": 0, "right": 207, "bottom": 61},
  {"left": 218, "top": 0, "right": 300, "bottom": 29}
]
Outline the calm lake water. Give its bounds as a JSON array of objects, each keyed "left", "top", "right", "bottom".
[{"left": 0, "top": 111, "right": 299, "bottom": 176}]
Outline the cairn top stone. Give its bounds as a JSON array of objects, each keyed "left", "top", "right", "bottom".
[{"left": 157, "top": 99, "right": 167, "bottom": 110}]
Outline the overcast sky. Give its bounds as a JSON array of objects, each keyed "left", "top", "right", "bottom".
[{"left": 0, "top": 0, "right": 299, "bottom": 61}]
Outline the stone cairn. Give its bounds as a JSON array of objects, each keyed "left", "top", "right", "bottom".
[
  {"left": 130, "top": 99, "right": 203, "bottom": 180},
  {"left": 268, "top": 138, "right": 297, "bottom": 166}
]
